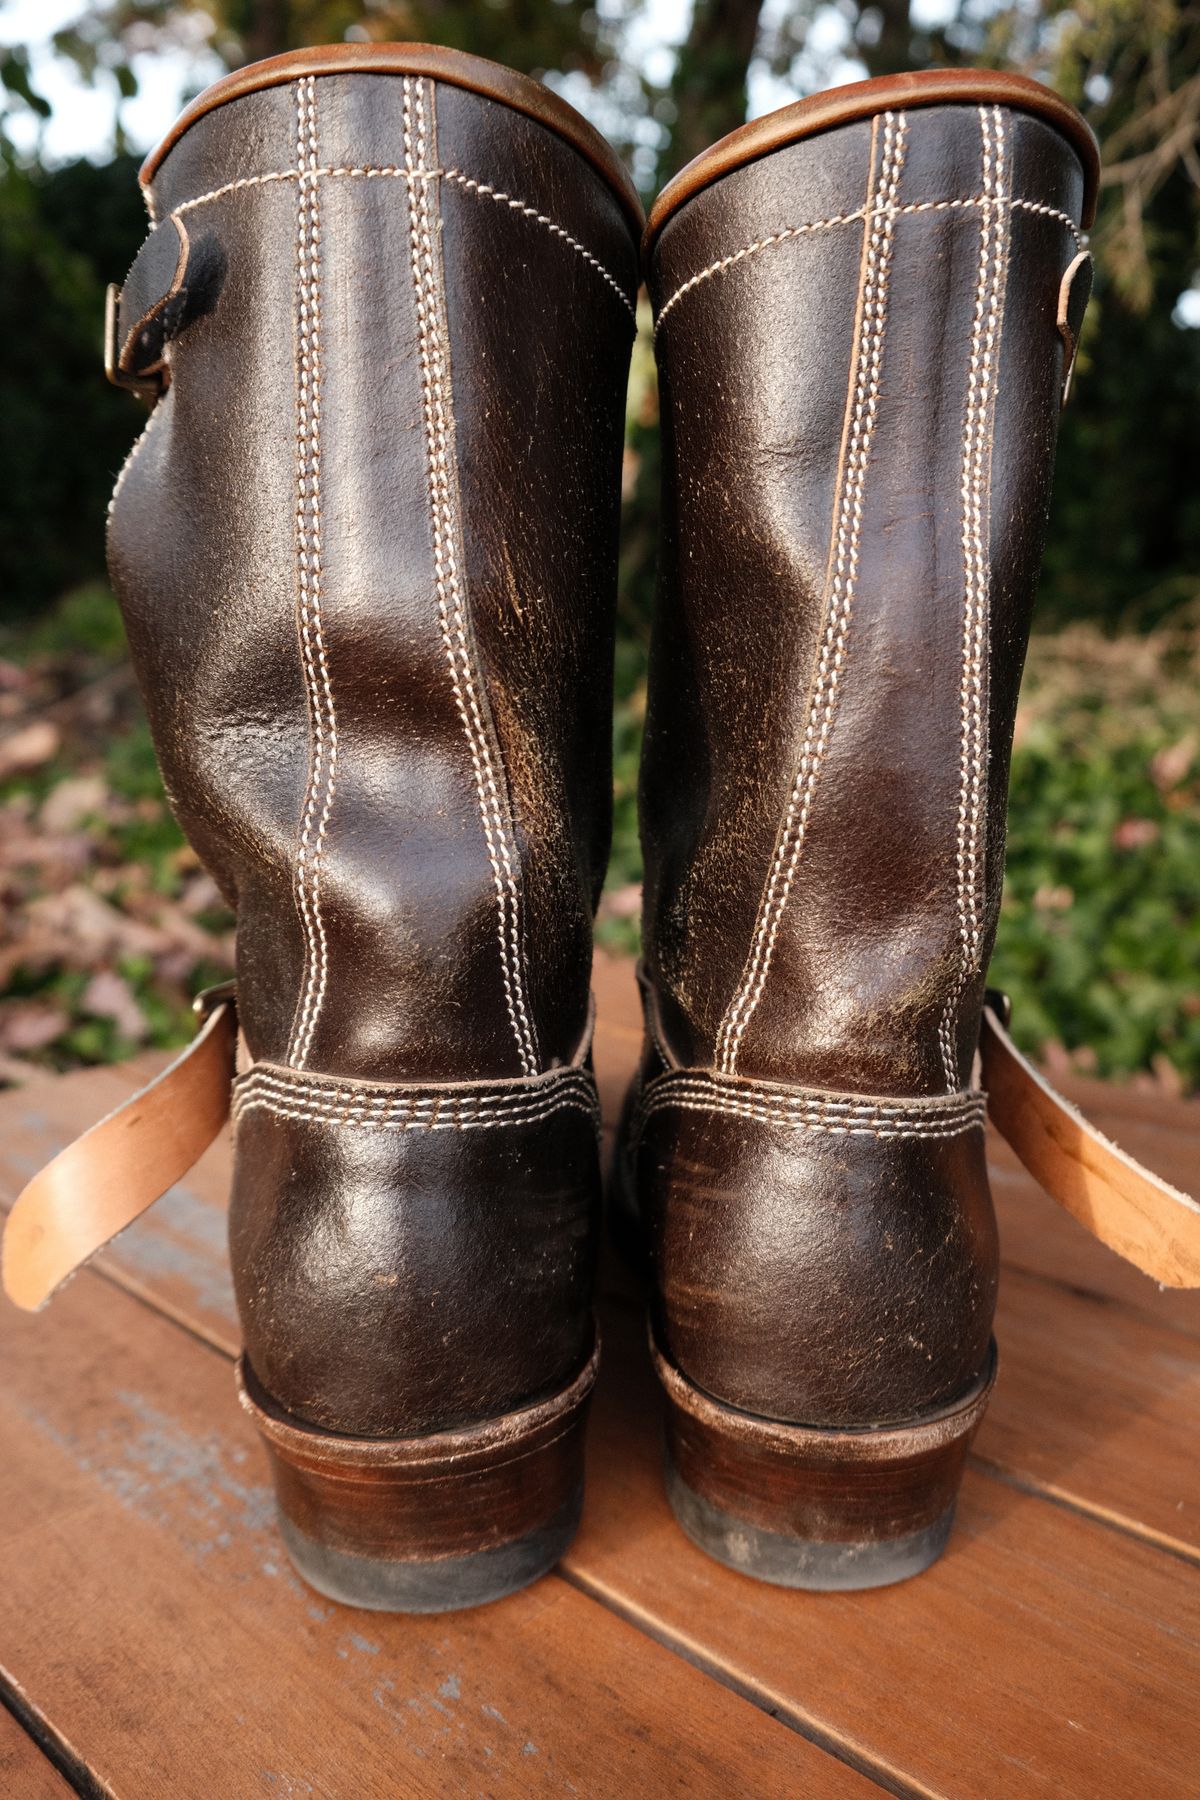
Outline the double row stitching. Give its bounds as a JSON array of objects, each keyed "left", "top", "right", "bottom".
[
  {"left": 235, "top": 1063, "right": 596, "bottom": 1110},
  {"left": 633, "top": 1070, "right": 986, "bottom": 1142},
  {"left": 713, "top": 110, "right": 908, "bottom": 1078},
  {"left": 286, "top": 76, "right": 337, "bottom": 1071},
  {"left": 404, "top": 78, "right": 539, "bottom": 1077},
  {"left": 233, "top": 1089, "right": 599, "bottom": 1134},
  {"left": 639, "top": 1072, "right": 985, "bottom": 1118},
  {"left": 939, "top": 105, "right": 1010, "bottom": 1090},
  {"left": 653, "top": 193, "right": 1082, "bottom": 335},
  {"left": 157, "top": 164, "right": 634, "bottom": 316}
]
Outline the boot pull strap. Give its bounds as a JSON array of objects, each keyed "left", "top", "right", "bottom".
[
  {"left": 981, "top": 994, "right": 1200, "bottom": 1288},
  {"left": 105, "top": 214, "right": 223, "bottom": 396},
  {"left": 2, "top": 984, "right": 236, "bottom": 1311}
]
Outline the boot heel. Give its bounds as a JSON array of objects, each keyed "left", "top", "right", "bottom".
[
  {"left": 237, "top": 1341, "right": 599, "bottom": 1613},
  {"left": 652, "top": 1334, "right": 995, "bottom": 1591}
]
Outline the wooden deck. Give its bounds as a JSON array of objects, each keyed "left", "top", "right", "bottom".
[{"left": 1, "top": 953, "right": 1197, "bottom": 1798}]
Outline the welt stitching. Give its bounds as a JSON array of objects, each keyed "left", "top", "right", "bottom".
[
  {"left": 158, "top": 163, "right": 633, "bottom": 314},
  {"left": 286, "top": 76, "right": 338, "bottom": 1072},
  {"left": 714, "top": 109, "right": 908, "bottom": 1078},
  {"left": 939, "top": 105, "right": 1010, "bottom": 1090},
  {"left": 403, "top": 78, "right": 539, "bottom": 1077},
  {"left": 653, "top": 193, "right": 1082, "bottom": 335},
  {"left": 441, "top": 170, "right": 636, "bottom": 320}
]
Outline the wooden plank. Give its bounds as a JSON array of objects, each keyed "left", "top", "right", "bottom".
[
  {"left": 0, "top": 1703, "right": 74, "bottom": 1798},
  {"left": 1, "top": 1066, "right": 236, "bottom": 1353},
  {"left": 0, "top": 1269, "right": 872, "bottom": 1800},
  {"left": 565, "top": 1302, "right": 1200, "bottom": 1800},
  {"left": 2, "top": 986, "right": 1198, "bottom": 1563},
  {"left": 982, "top": 1263, "right": 1200, "bottom": 1556},
  {"left": 990, "top": 1147, "right": 1200, "bottom": 1340}
]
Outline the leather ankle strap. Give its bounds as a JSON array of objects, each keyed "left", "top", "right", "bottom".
[
  {"left": 3, "top": 986, "right": 1196, "bottom": 1308},
  {"left": 980, "top": 996, "right": 1200, "bottom": 1288},
  {"left": 105, "top": 212, "right": 223, "bottom": 395},
  {"left": 2, "top": 988, "right": 236, "bottom": 1310}
]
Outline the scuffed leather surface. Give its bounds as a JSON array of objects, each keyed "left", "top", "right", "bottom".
[
  {"left": 109, "top": 67, "right": 636, "bottom": 1436},
  {"left": 637, "top": 1107, "right": 996, "bottom": 1427},
  {"left": 632, "top": 99, "right": 1088, "bottom": 1426},
  {"left": 230, "top": 1101, "right": 600, "bottom": 1436}
]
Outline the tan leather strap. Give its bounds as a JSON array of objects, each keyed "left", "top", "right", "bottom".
[
  {"left": 4, "top": 983, "right": 1195, "bottom": 1307},
  {"left": 981, "top": 998, "right": 1200, "bottom": 1289},
  {"left": 2, "top": 994, "right": 236, "bottom": 1311}
]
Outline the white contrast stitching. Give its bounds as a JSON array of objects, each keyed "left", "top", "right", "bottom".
[
  {"left": 653, "top": 192, "right": 1082, "bottom": 335},
  {"left": 939, "top": 106, "right": 1010, "bottom": 1090},
  {"left": 286, "top": 77, "right": 338, "bottom": 1071},
  {"left": 441, "top": 170, "right": 636, "bottom": 320},
  {"left": 170, "top": 165, "right": 441, "bottom": 215},
  {"left": 404, "top": 78, "right": 539, "bottom": 1077},
  {"left": 653, "top": 209, "right": 867, "bottom": 334},
  {"left": 233, "top": 1089, "right": 599, "bottom": 1133},
  {"left": 632, "top": 1069, "right": 986, "bottom": 1141},
  {"left": 161, "top": 162, "right": 634, "bottom": 315},
  {"left": 713, "top": 110, "right": 908, "bottom": 1077},
  {"left": 635, "top": 1097, "right": 983, "bottom": 1141},
  {"left": 236, "top": 1069, "right": 596, "bottom": 1104},
  {"left": 232, "top": 1061, "right": 599, "bottom": 1131}
]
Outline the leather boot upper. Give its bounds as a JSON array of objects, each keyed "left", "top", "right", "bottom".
[
  {"left": 107, "top": 48, "right": 641, "bottom": 1434},
  {"left": 630, "top": 78, "right": 1096, "bottom": 1427}
]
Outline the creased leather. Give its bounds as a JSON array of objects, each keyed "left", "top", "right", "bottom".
[
  {"left": 107, "top": 55, "right": 638, "bottom": 1436},
  {"left": 629, "top": 88, "right": 1092, "bottom": 1427}
]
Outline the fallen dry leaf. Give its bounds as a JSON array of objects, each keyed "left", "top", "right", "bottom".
[
  {"left": 0, "top": 999, "right": 69, "bottom": 1053},
  {"left": 39, "top": 774, "right": 109, "bottom": 834},
  {"left": 0, "top": 719, "right": 61, "bottom": 779},
  {"left": 81, "top": 969, "right": 148, "bottom": 1042}
]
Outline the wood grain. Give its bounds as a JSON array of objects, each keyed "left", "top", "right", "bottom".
[
  {"left": 566, "top": 1302, "right": 1200, "bottom": 1800},
  {"left": 2, "top": 956, "right": 1199, "bottom": 1796},
  {"left": 0, "top": 1266, "right": 869, "bottom": 1800},
  {"left": 0, "top": 1703, "right": 74, "bottom": 1798}
]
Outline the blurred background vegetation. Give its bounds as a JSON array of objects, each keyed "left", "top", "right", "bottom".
[{"left": 0, "top": 0, "right": 1197, "bottom": 1090}]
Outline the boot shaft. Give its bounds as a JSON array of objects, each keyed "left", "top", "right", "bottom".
[
  {"left": 641, "top": 80, "right": 1095, "bottom": 1095},
  {"left": 105, "top": 49, "right": 640, "bottom": 1447},
  {"left": 109, "top": 53, "right": 640, "bottom": 1085}
]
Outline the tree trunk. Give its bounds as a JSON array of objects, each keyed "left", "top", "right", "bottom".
[
  {"left": 858, "top": 0, "right": 915, "bottom": 80},
  {"left": 657, "top": 0, "right": 768, "bottom": 190},
  {"left": 237, "top": 0, "right": 291, "bottom": 65}
]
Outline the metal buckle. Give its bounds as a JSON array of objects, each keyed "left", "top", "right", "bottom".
[
  {"left": 104, "top": 282, "right": 161, "bottom": 398},
  {"left": 192, "top": 978, "right": 237, "bottom": 1025}
]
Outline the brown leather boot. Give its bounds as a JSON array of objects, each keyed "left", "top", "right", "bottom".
[
  {"left": 619, "top": 71, "right": 1102, "bottom": 1588},
  {"left": 95, "top": 45, "right": 640, "bottom": 1610}
]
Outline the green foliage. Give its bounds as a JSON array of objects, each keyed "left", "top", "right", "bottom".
[
  {"left": 0, "top": 152, "right": 147, "bottom": 614},
  {"left": 0, "top": 1, "right": 1196, "bottom": 1090},
  {"left": 991, "top": 617, "right": 1200, "bottom": 1089},
  {"left": 600, "top": 617, "right": 1200, "bottom": 1089}
]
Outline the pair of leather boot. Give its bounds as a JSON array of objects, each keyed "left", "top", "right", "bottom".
[{"left": 9, "top": 45, "right": 1197, "bottom": 1612}]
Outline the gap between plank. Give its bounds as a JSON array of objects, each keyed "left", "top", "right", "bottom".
[
  {"left": 972, "top": 1454, "right": 1200, "bottom": 1568},
  {"left": 557, "top": 1564, "right": 936, "bottom": 1800},
  {"left": 70, "top": 1222, "right": 1200, "bottom": 1577},
  {"left": 0, "top": 1669, "right": 114, "bottom": 1800}
]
